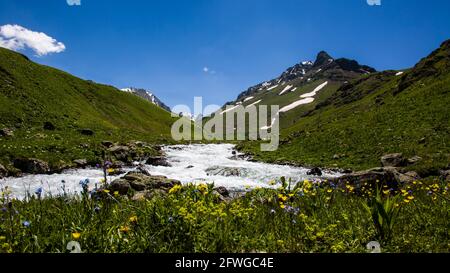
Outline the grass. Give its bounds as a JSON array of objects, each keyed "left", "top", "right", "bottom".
[
  {"left": 235, "top": 40, "right": 450, "bottom": 174},
  {"left": 238, "top": 69, "right": 450, "bottom": 174},
  {"left": 1, "top": 177, "right": 448, "bottom": 253},
  {"left": 0, "top": 48, "right": 176, "bottom": 172}
]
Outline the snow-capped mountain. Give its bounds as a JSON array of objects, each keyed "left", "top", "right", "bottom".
[
  {"left": 120, "top": 87, "right": 171, "bottom": 112},
  {"left": 234, "top": 51, "right": 376, "bottom": 102}
]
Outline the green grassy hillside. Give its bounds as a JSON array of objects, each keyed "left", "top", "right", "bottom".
[
  {"left": 0, "top": 48, "right": 176, "bottom": 172},
  {"left": 238, "top": 40, "right": 450, "bottom": 175}
]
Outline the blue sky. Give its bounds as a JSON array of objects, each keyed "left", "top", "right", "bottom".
[{"left": 1, "top": 0, "right": 450, "bottom": 110}]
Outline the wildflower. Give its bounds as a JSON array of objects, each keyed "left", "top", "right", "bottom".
[
  {"left": 1, "top": 207, "right": 7, "bottom": 213},
  {"left": 22, "top": 221, "right": 31, "bottom": 228},
  {"left": 0, "top": 236, "right": 5, "bottom": 241},
  {"left": 197, "top": 184, "right": 208, "bottom": 193},
  {"left": 407, "top": 195, "right": 415, "bottom": 201},
  {"left": 72, "top": 232, "right": 81, "bottom": 240},
  {"left": 119, "top": 226, "right": 130, "bottom": 233},
  {"left": 114, "top": 191, "right": 119, "bottom": 196},
  {"left": 79, "top": 179, "right": 90, "bottom": 192},
  {"left": 129, "top": 216, "right": 138, "bottom": 224},
  {"left": 269, "top": 180, "right": 276, "bottom": 186},
  {"left": 35, "top": 187, "right": 43, "bottom": 198},
  {"left": 382, "top": 189, "right": 390, "bottom": 195},
  {"left": 169, "top": 185, "right": 182, "bottom": 194},
  {"left": 292, "top": 220, "right": 297, "bottom": 224},
  {"left": 107, "top": 168, "right": 115, "bottom": 174},
  {"left": 279, "top": 203, "right": 286, "bottom": 209},
  {"left": 103, "top": 189, "right": 110, "bottom": 194},
  {"left": 327, "top": 189, "right": 333, "bottom": 193},
  {"left": 94, "top": 206, "right": 101, "bottom": 213},
  {"left": 278, "top": 194, "right": 288, "bottom": 202},
  {"left": 168, "top": 217, "right": 174, "bottom": 223},
  {"left": 270, "top": 209, "right": 276, "bottom": 214}
]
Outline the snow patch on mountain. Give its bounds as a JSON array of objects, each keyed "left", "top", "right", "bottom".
[
  {"left": 248, "top": 99, "right": 262, "bottom": 106},
  {"left": 300, "top": 81, "right": 328, "bottom": 98},
  {"left": 279, "top": 98, "right": 315, "bottom": 113},
  {"left": 279, "top": 85, "right": 293, "bottom": 96},
  {"left": 267, "top": 85, "right": 279, "bottom": 91}
]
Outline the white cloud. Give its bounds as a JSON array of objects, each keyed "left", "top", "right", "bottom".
[
  {"left": 0, "top": 24, "right": 66, "bottom": 56},
  {"left": 203, "top": 66, "right": 217, "bottom": 75},
  {"left": 67, "top": 0, "right": 81, "bottom": 6}
]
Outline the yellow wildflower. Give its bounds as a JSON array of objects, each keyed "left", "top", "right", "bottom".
[
  {"left": 169, "top": 184, "right": 182, "bottom": 194},
  {"left": 129, "top": 216, "right": 138, "bottom": 224},
  {"left": 278, "top": 194, "right": 288, "bottom": 202},
  {"left": 72, "top": 232, "right": 81, "bottom": 240},
  {"left": 119, "top": 226, "right": 130, "bottom": 233}
]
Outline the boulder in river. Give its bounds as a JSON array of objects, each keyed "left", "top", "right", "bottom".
[
  {"left": 381, "top": 153, "right": 407, "bottom": 167},
  {"left": 330, "top": 167, "right": 418, "bottom": 193},
  {"left": 307, "top": 167, "right": 323, "bottom": 176},
  {"left": 73, "top": 159, "right": 88, "bottom": 167},
  {"left": 109, "top": 171, "right": 181, "bottom": 195},
  {"left": 205, "top": 166, "right": 252, "bottom": 177},
  {"left": 213, "top": 186, "right": 230, "bottom": 197},
  {"left": 13, "top": 158, "right": 50, "bottom": 174},
  {"left": 109, "top": 179, "right": 131, "bottom": 195},
  {"left": 108, "top": 145, "right": 131, "bottom": 162},
  {"left": 146, "top": 156, "right": 171, "bottom": 167}
]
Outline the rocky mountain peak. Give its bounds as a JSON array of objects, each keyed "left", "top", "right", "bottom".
[
  {"left": 121, "top": 87, "right": 171, "bottom": 112},
  {"left": 314, "top": 51, "right": 334, "bottom": 67}
]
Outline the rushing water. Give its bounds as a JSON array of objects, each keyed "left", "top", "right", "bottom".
[{"left": 0, "top": 144, "right": 341, "bottom": 199}]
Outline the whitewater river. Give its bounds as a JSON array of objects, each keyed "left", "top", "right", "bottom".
[{"left": 0, "top": 144, "right": 341, "bottom": 199}]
